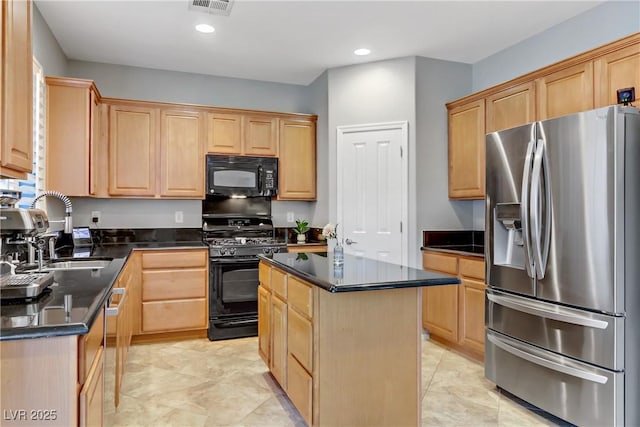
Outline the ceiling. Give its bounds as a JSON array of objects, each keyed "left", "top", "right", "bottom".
[{"left": 35, "top": 0, "right": 606, "bottom": 86}]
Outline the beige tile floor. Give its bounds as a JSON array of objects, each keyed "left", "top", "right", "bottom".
[{"left": 104, "top": 336, "right": 562, "bottom": 427}]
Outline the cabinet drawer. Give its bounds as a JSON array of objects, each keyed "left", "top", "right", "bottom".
[
  {"left": 142, "top": 269, "right": 206, "bottom": 301},
  {"left": 288, "top": 307, "right": 313, "bottom": 372},
  {"left": 422, "top": 252, "right": 458, "bottom": 275},
  {"left": 287, "top": 354, "right": 313, "bottom": 426},
  {"left": 288, "top": 276, "right": 313, "bottom": 319},
  {"left": 259, "top": 262, "right": 271, "bottom": 290},
  {"left": 141, "top": 250, "right": 207, "bottom": 269},
  {"left": 271, "top": 268, "right": 287, "bottom": 299},
  {"left": 79, "top": 309, "right": 104, "bottom": 385},
  {"left": 142, "top": 299, "right": 207, "bottom": 332},
  {"left": 459, "top": 257, "right": 485, "bottom": 280}
]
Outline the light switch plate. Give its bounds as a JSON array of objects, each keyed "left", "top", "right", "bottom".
[
  {"left": 175, "top": 211, "right": 184, "bottom": 224},
  {"left": 287, "top": 212, "right": 294, "bottom": 222}
]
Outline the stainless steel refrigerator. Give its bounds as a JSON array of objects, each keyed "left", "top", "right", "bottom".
[{"left": 484, "top": 105, "right": 640, "bottom": 426}]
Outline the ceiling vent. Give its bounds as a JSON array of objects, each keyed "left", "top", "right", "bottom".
[{"left": 189, "top": 0, "right": 235, "bottom": 16}]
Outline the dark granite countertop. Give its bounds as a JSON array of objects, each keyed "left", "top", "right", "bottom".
[
  {"left": 259, "top": 252, "right": 459, "bottom": 293},
  {"left": 422, "top": 230, "right": 485, "bottom": 258},
  {"left": 0, "top": 239, "right": 205, "bottom": 341}
]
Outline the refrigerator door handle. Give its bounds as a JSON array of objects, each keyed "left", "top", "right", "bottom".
[
  {"left": 487, "top": 333, "right": 609, "bottom": 384},
  {"left": 486, "top": 292, "right": 609, "bottom": 329},
  {"left": 521, "top": 139, "right": 536, "bottom": 279},
  {"left": 530, "top": 139, "right": 551, "bottom": 279}
]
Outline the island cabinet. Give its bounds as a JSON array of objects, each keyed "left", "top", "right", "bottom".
[
  {"left": 45, "top": 77, "right": 106, "bottom": 197},
  {"left": 422, "top": 250, "right": 486, "bottom": 360},
  {"left": 138, "top": 249, "right": 208, "bottom": 336},
  {"left": 207, "top": 112, "right": 278, "bottom": 156},
  {"left": 259, "top": 258, "right": 426, "bottom": 426},
  {"left": 0, "top": 308, "right": 105, "bottom": 427},
  {"left": 0, "top": 0, "right": 33, "bottom": 179},
  {"left": 278, "top": 118, "right": 317, "bottom": 200},
  {"left": 446, "top": 32, "right": 639, "bottom": 200}
]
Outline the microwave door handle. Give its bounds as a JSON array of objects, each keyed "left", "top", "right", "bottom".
[{"left": 257, "top": 166, "right": 263, "bottom": 193}]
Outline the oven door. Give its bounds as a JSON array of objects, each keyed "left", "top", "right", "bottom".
[{"left": 209, "top": 257, "right": 259, "bottom": 340}]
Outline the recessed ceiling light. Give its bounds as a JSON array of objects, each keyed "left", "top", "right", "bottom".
[
  {"left": 195, "top": 24, "right": 215, "bottom": 34},
  {"left": 354, "top": 48, "right": 371, "bottom": 56}
]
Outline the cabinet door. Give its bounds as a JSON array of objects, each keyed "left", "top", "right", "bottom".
[
  {"left": 79, "top": 346, "right": 104, "bottom": 427},
  {"left": 423, "top": 285, "right": 459, "bottom": 342},
  {"left": 244, "top": 115, "right": 277, "bottom": 156},
  {"left": 287, "top": 353, "right": 313, "bottom": 426},
  {"left": 594, "top": 42, "right": 640, "bottom": 108},
  {"left": 448, "top": 99, "right": 485, "bottom": 199},
  {"left": 458, "top": 278, "right": 486, "bottom": 355},
  {"left": 160, "top": 109, "right": 205, "bottom": 197},
  {"left": 108, "top": 105, "right": 158, "bottom": 196},
  {"left": 206, "top": 112, "right": 242, "bottom": 154},
  {"left": 270, "top": 295, "right": 288, "bottom": 388},
  {"left": 278, "top": 118, "right": 316, "bottom": 200},
  {"left": 141, "top": 299, "right": 208, "bottom": 332},
  {"left": 258, "top": 285, "right": 271, "bottom": 365},
  {"left": 422, "top": 252, "right": 459, "bottom": 342},
  {"left": 486, "top": 82, "right": 536, "bottom": 133},
  {"left": 1, "top": 0, "right": 33, "bottom": 176},
  {"left": 46, "top": 79, "right": 97, "bottom": 196},
  {"left": 536, "top": 62, "right": 594, "bottom": 120}
]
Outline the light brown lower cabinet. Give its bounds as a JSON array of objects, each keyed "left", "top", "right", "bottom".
[
  {"left": 139, "top": 249, "right": 208, "bottom": 334},
  {"left": 258, "top": 260, "right": 422, "bottom": 426},
  {"left": 79, "top": 346, "right": 104, "bottom": 427},
  {"left": 422, "top": 250, "right": 486, "bottom": 360},
  {"left": 0, "top": 307, "right": 105, "bottom": 427}
]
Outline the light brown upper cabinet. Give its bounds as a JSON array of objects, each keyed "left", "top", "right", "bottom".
[
  {"left": 278, "top": 118, "right": 317, "bottom": 200},
  {"left": 1, "top": 0, "right": 33, "bottom": 179},
  {"left": 108, "top": 104, "right": 159, "bottom": 196},
  {"left": 446, "top": 33, "right": 639, "bottom": 200},
  {"left": 594, "top": 43, "right": 640, "bottom": 107},
  {"left": 486, "top": 82, "right": 536, "bottom": 133},
  {"left": 160, "top": 109, "right": 205, "bottom": 197},
  {"left": 207, "top": 112, "right": 243, "bottom": 154},
  {"left": 448, "top": 99, "right": 485, "bottom": 199},
  {"left": 536, "top": 62, "right": 594, "bottom": 120},
  {"left": 46, "top": 77, "right": 105, "bottom": 197},
  {"left": 207, "top": 112, "right": 277, "bottom": 156}
]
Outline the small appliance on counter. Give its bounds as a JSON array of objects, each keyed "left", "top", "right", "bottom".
[{"left": 0, "top": 207, "right": 55, "bottom": 300}]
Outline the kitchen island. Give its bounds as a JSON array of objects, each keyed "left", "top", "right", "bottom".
[{"left": 258, "top": 251, "right": 460, "bottom": 427}]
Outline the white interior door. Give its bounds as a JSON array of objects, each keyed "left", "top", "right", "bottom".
[{"left": 337, "top": 122, "right": 408, "bottom": 265}]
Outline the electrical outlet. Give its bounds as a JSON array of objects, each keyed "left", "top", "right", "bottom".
[
  {"left": 287, "top": 212, "right": 294, "bottom": 222},
  {"left": 91, "top": 211, "right": 101, "bottom": 223},
  {"left": 175, "top": 211, "right": 184, "bottom": 224}
]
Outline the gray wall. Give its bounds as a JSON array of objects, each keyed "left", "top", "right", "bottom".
[
  {"left": 327, "top": 57, "right": 420, "bottom": 266},
  {"left": 469, "top": 0, "right": 640, "bottom": 230},
  {"left": 32, "top": 4, "right": 67, "bottom": 76},
  {"left": 415, "top": 57, "right": 474, "bottom": 238}
]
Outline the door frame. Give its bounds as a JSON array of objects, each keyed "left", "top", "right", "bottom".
[{"left": 336, "top": 121, "right": 409, "bottom": 265}]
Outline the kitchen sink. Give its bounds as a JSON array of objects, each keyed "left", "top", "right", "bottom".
[{"left": 43, "top": 257, "right": 113, "bottom": 271}]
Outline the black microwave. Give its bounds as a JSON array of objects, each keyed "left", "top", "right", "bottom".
[{"left": 206, "top": 155, "right": 278, "bottom": 197}]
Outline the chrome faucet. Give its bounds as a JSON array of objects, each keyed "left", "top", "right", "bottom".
[{"left": 30, "top": 191, "right": 73, "bottom": 233}]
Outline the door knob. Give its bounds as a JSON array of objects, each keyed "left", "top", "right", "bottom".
[{"left": 345, "top": 238, "right": 358, "bottom": 245}]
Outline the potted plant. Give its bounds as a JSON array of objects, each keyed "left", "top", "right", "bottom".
[{"left": 293, "top": 219, "right": 310, "bottom": 243}]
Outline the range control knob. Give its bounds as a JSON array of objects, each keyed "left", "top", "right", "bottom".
[
  {"left": 228, "top": 248, "right": 236, "bottom": 256},
  {"left": 262, "top": 247, "right": 272, "bottom": 255}
]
